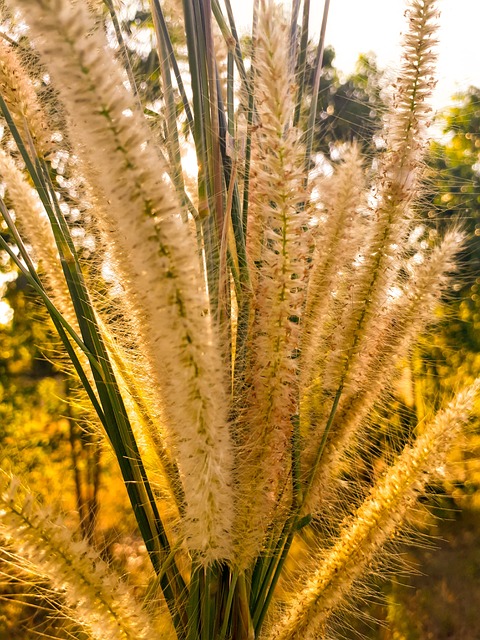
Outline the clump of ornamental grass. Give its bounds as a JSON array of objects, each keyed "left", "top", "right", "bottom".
[{"left": 0, "top": 0, "right": 477, "bottom": 638}]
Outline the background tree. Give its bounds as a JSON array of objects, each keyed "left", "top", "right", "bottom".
[{"left": 309, "top": 48, "right": 385, "bottom": 155}]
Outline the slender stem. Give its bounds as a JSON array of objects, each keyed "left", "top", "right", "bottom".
[
  {"left": 293, "top": 0, "right": 311, "bottom": 127},
  {"left": 151, "top": 0, "right": 191, "bottom": 221},
  {"left": 150, "top": 0, "right": 195, "bottom": 135},
  {"left": 218, "top": 570, "right": 239, "bottom": 640},
  {"left": 304, "top": 0, "right": 330, "bottom": 178},
  {"left": 201, "top": 565, "right": 214, "bottom": 640},
  {"left": 213, "top": 0, "right": 250, "bottom": 96},
  {"left": 227, "top": 51, "right": 235, "bottom": 137},
  {"left": 288, "top": 0, "right": 302, "bottom": 74},
  {"left": 187, "top": 563, "right": 201, "bottom": 640},
  {"left": 235, "top": 572, "right": 255, "bottom": 640},
  {"left": 253, "top": 529, "right": 295, "bottom": 636},
  {"left": 241, "top": 0, "right": 259, "bottom": 232},
  {"left": 103, "top": 0, "right": 140, "bottom": 104}
]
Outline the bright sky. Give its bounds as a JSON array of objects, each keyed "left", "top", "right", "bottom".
[{"left": 231, "top": 0, "right": 480, "bottom": 111}]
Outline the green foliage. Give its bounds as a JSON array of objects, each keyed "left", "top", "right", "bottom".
[
  {"left": 309, "top": 49, "right": 385, "bottom": 155},
  {"left": 411, "top": 90, "right": 480, "bottom": 438},
  {"left": 0, "top": 277, "right": 69, "bottom": 489}
]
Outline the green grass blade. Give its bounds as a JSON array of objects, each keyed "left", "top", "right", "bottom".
[
  {"left": 150, "top": 0, "right": 191, "bottom": 221},
  {"left": 253, "top": 529, "right": 295, "bottom": 636},
  {"left": 187, "top": 562, "right": 201, "bottom": 640},
  {"left": 304, "top": 0, "right": 330, "bottom": 174},
  {"left": 227, "top": 51, "right": 234, "bottom": 137},
  {"left": 212, "top": 0, "right": 250, "bottom": 96},
  {"left": 293, "top": 0, "right": 311, "bottom": 127},
  {"left": 150, "top": 0, "right": 195, "bottom": 136},
  {"left": 218, "top": 569, "right": 239, "bottom": 640},
  {"left": 216, "top": 78, "right": 249, "bottom": 287},
  {"left": 240, "top": 0, "right": 259, "bottom": 234},
  {"left": 181, "top": 0, "right": 210, "bottom": 206},
  {"left": 103, "top": 0, "right": 140, "bottom": 103},
  {"left": 289, "top": 0, "right": 302, "bottom": 72}
]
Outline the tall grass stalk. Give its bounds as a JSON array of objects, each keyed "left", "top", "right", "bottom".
[{"left": 0, "top": 0, "right": 477, "bottom": 638}]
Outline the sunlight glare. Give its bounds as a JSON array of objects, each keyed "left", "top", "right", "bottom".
[{"left": 0, "top": 300, "right": 13, "bottom": 326}]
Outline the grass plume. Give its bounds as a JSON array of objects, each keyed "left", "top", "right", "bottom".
[{"left": 0, "top": 472, "right": 158, "bottom": 640}]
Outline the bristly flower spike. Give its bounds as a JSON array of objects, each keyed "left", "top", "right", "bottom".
[{"left": 10, "top": 0, "right": 234, "bottom": 563}]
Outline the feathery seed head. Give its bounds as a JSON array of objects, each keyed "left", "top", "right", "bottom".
[
  {"left": 0, "top": 149, "right": 74, "bottom": 316},
  {"left": 0, "top": 38, "right": 51, "bottom": 155},
  {"left": 303, "top": 228, "right": 464, "bottom": 517},
  {"left": 301, "top": 144, "right": 367, "bottom": 392},
  {"left": 10, "top": 0, "right": 235, "bottom": 562},
  {"left": 234, "top": 0, "right": 312, "bottom": 566},
  {"left": 271, "top": 381, "right": 479, "bottom": 640},
  {"left": 0, "top": 472, "right": 157, "bottom": 640},
  {"left": 383, "top": 0, "right": 439, "bottom": 193}
]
